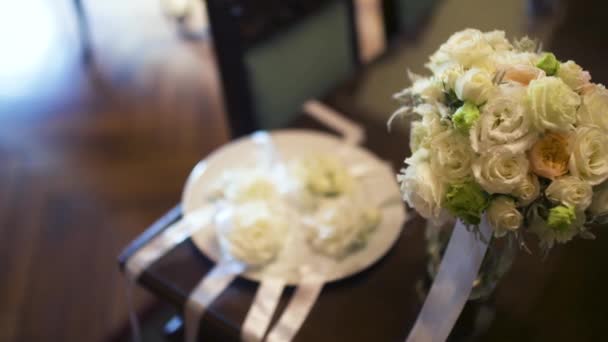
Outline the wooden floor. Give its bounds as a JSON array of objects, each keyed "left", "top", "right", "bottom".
[
  {"left": 0, "top": 1, "right": 391, "bottom": 340},
  {"left": 0, "top": 2, "right": 228, "bottom": 340}
]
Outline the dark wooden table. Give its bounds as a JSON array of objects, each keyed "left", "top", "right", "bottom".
[
  {"left": 120, "top": 0, "right": 608, "bottom": 340},
  {"left": 118, "top": 107, "right": 427, "bottom": 342}
]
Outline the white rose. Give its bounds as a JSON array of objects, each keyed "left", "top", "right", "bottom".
[
  {"left": 491, "top": 51, "right": 538, "bottom": 72},
  {"left": 411, "top": 76, "right": 444, "bottom": 103},
  {"left": 217, "top": 201, "right": 288, "bottom": 266},
  {"left": 409, "top": 121, "right": 429, "bottom": 153},
  {"left": 513, "top": 36, "right": 538, "bottom": 52},
  {"left": 471, "top": 83, "right": 537, "bottom": 154},
  {"left": 406, "top": 104, "right": 450, "bottom": 153},
  {"left": 412, "top": 102, "right": 437, "bottom": 117},
  {"left": 472, "top": 147, "right": 529, "bottom": 194},
  {"left": 589, "top": 181, "right": 608, "bottom": 217},
  {"left": 483, "top": 30, "right": 512, "bottom": 51},
  {"left": 426, "top": 50, "right": 453, "bottom": 75},
  {"left": 430, "top": 29, "right": 494, "bottom": 69},
  {"left": 455, "top": 68, "right": 494, "bottom": 105},
  {"left": 430, "top": 130, "right": 474, "bottom": 183},
  {"left": 220, "top": 169, "right": 278, "bottom": 203},
  {"left": 527, "top": 77, "right": 581, "bottom": 132},
  {"left": 294, "top": 156, "right": 353, "bottom": 196},
  {"left": 414, "top": 103, "right": 451, "bottom": 134},
  {"left": 438, "top": 64, "right": 465, "bottom": 91},
  {"left": 305, "top": 197, "right": 381, "bottom": 259},
  {"left": 576, "top": 84, "right": 608, "bottom": 132},
  {"left": 413, "top": 102, "right": 446, "bottom": 120},
  {"left": 398, "top": 157, "right": 446, "bottom": 220},
  {"left": 557, "top": 60, "right": 591, "bottom": 92},
  {"left": 487, "top": 196, "right": 523, "bottom": 237},
  {"left": 513, "top": 173, "right": 541, "bottom": 206},
  {"left": 569, "top": 125, "right": 608, "bottom": 185},
  {"left": 546, "top": 176, "right": 593, "bottom": 211}
]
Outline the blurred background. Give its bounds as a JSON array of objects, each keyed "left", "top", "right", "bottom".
[{"left": 1, "top": 0, "right": 606, "bottom": 341}]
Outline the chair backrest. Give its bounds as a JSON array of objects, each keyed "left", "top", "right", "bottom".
[{"left": 207, "top": 0, "right": 360, "bottom": 137}]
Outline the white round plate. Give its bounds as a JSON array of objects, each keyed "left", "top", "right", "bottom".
[{"left": 182, "top": 130, "right": 406, "bottom": 285}]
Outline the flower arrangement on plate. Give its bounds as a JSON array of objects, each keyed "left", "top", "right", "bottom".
[
  {"left": 185, "top": 131, "right": 406, "bottom": 284},
  {"left": 390, "top": 28, "right": 608, "bottom": 255}
]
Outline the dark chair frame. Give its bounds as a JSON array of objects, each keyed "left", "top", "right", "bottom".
[
  {"left": 206, "top": 0, "right": 361, "bottom": 137},
  {"left": 381, "top": 0, "right": 442, "bottom": 43}
]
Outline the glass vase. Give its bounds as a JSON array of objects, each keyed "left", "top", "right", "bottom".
[{"left": 424, "top": 219, "right": 518, "bottom": 301}]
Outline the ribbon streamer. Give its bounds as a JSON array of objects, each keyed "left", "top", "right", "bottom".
[
  {"left": 405, "top": 219, "right": 492, "bottom": 342},
  {"left": 266, "top": 266, "right": 326, "bottom": 342},
  {"left": 184, "top": 261, "right": 245, "bottom": 342},
  {"left": 241, "top": 278, "right": 286, "bottom": 342},
  {"left": 125, "top": 207, "right": 215, "bottom": 280},
  {"left": 123, "top": 207, "right": 215, "bottom": 342},
  {"left": 183, "top": 203, "right": 249, "bottom": 342},
  {"left": 303, "top": 100, "right": 365, "bottom": 145}
]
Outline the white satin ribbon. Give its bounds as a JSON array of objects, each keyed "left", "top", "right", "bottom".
[
  {"left": 266, "top": 266, "right": 326, "bottom": 342},
  {"left": 303, "top": 100, "right": 365, "bottom": 145},
  {"left": 241, "top": 278, "right": 286, "bottom": 342},
  {"left": 125, "top": 207, "right": 215, "bottom": 281},
  {"left": 184, "top": 261, "right": 245, "bottom": 342},
  {"left": 123, "top": 207, "right": 216, "bottom": 342},
  {"left": 406, "top": 219, "right": 492, "bottom": 342}
]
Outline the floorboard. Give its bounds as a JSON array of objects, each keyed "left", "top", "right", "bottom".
[{"left": 0, "top": 1, "right": 227, "bottom": 340}]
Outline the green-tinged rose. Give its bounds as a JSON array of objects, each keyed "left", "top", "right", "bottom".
[
  {"left": 547, "top": 205, "right": 576, "bottom": 232},
  {"left": 557, "top": 60, "right": 591, "bottom": 91},
  {"left": 577, "top": 84, "right": 608, "bottom": 132},
  {"left": 453, "top": 101, "right": 480, "bottom": 134},
  {"left": 536, "top": 53, "right": 560, "bottom": 76},
  {"left": 455, "top": 68, "right": 494, "bottom": 105},
  {"left": 296, "top": 156, "right": 353, "bottom": 196},
  {"left": 444, "top": 182, "right": 490, "bottom": 225},
  {"left": 527, "top": 77, "right": 580, "bottom": 132},
  {"left": 569, "top": 125, "right": 608, "bottom": 185}
]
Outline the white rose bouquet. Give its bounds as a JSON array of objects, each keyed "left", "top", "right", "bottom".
[{"left": 391, "top": 29, "right": 608, "bottom": 253}]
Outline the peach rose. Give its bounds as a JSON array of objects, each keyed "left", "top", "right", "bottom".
[
  {"left": 503, "top": 64, "right": 545, "bottom": 85},
  {"left": 529, "top": 132, "right": 570, "bottom": 179},
  {"left": 580, "top": 83, "right": 596, "bottom": 95}
]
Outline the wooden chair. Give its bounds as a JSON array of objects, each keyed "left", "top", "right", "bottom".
[{"left": 206, "top": 0, "right": 361, "bottom": 137}]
